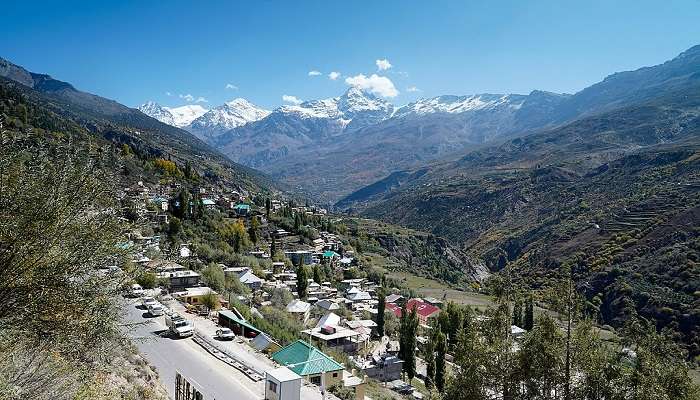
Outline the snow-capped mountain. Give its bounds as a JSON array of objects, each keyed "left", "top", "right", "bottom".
[
  {"left": 187, "top": 98, "right": 270, "bottom": 141},
  {"left": 213, "top": 87, "right": 395, "bottom": 166},
  {"left": 138, "top": 101, "right": 176, "bottom": 126},
  {"left": 138, "top": 101, "right": 208, "bottom": 128},
  {"left": 392, "top": 93, "right": 526, "bottom": 118}
]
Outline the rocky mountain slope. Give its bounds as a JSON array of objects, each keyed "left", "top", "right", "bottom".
[
  {"left": 0, "top": 57, "right": 276, "bottom": 193},
  {"left": 340, "top": 79, "right": 700, "bottom": 356},
  {"left": 212, "top": 87, "right": 395, "bottom": 167}
]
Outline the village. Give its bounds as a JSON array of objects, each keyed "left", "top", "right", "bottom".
[{"left": 117, "top": 179, "right": 534, "bottom": 400}]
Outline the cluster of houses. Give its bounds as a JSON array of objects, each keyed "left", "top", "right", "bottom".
[{"left": 121, "top": 180, "right": 448, "bottom": 400}]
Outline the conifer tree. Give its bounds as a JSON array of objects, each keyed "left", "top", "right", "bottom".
[
  {"left": 435, "top": 331, "right": 447, "bottom": 391},
  {"left": 524, "top": 296, "right": 534, "bottom": 331},
  {"left": 376, "top": 288, "right": 386, "bottom": 337},
  {"left": 296, "top": 260, "right": 308, "bottom": 299}
]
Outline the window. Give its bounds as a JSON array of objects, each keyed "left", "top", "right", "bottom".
[
  {"left": 333, "top": 372, "right": 338, "bottom": 378},
  {"left": 311, "top": 376, "right": 321, "bottom": 386},
  {"left": 268, "top": 381, "right": 277, "bottom": 393}
]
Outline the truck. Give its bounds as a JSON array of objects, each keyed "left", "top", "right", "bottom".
[{"left": 165, "top": 313, "right": 194, "bottom": 338}]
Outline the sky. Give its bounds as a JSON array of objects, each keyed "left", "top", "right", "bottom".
[{"left": 2, "top": 0, "right": 700, "bottom": 110}]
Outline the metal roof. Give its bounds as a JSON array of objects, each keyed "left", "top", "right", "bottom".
[{"left": 272, "top": 340, "right": 343, "bottom": 376}]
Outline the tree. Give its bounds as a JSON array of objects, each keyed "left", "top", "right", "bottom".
[
  {"left": 201, "top": 264, "right": 225, "bottom": 291},
  {"left": 518, "top": 314, "right": 565, "bottom": 398},
  {"left": 200, "top": 290, "right": 220, "bottom": 315},
  {"left": 294, "top": 213, "right": 302, "bottom": 232},
  {"left": 296, "top": 261, "right": 308, "bottom": 299},
  {"left": 312, "top": 264, "right": 324, "bottom": 284},
  {"left": 512, "top": 298, "right": 523, "bottom": 328},
  {"left": 265, "top": 198, "right": 271, "bottom": 218},
  {"left": 220, "top": 219, "right": 249, "bottom": 253},
  {"left": 435, "top": 331, "right": 447, "bottom": 392},
  {"left": 376, "top": 288, "right": 386, "bottom": 337},
  {"left": 400, "top": 304, "right": 419, "bottom": 382},
  {"left": 270, "top": 237, "right": 277, "bottom": 256},
  {"left": 0, "top": 138, "right": 124, "bottom": 399},
  {"left": 424, "top": 336, "right": 436, "bottom": 390},
  {"left": 524, "top": 296, "right": 534, "bottom": 331},
  {"left": 248, "top": 215, "right": 259, "bottom": 244},
  {"left": 136, "top": 271, "right": 157, "bottom": 289}
]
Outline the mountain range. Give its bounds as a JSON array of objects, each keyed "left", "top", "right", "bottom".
[
  {"left": 139, "top": 46, "right": 700, "bottom": 203},
  {"left": 335, "top": 45, "right": 700, "bottom": 356}
]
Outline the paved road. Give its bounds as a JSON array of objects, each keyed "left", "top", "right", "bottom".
[{"left": 124, "top": 301, "right": 264, "bottom": 400}]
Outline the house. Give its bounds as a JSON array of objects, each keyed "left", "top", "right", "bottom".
[
  {"left": 179, "top": 244, "right": 191, "bottom": 258},
  {"left": 265, "top": 367, "right": 302, "bottom": 400},
  {"left": 239, "top": 269, "right": 264, "bottom": 290},
  {"left": 345, "top": 320, "right": 377, "bottom": 332},
  {"left": 271, "top": 340, "right": 344, "bottom": 388},
  {"left": 156, "top": 269, "right": 200, "bottom": 291},
  {"left": 304, "top": 312, "right": 364, "bottom": 354},
  {"left": 234, "top": 203, "right": 251, "bottom": 216},
  {"left": 358, "top": 354, "right": 403, "bottom": 382},
  {"left": 252, "top": 332, "right": 282, "bottom": 354},
  {"left": 202, "top": 198, "right": 217, "bottom": 210},
  {"left": 286, "top": 300, "right": 311, "bottom": 322},
  {"left": 347, "top": 291, "right": 372, "bottom": 303},
  {"left": 511, "top": 325, "right": 526, "bottom": 340},
  {"left": 285, "top": 250, "right": 313, "bottom": 266},
  {"left": 315, "top": 299, "right": 340, "bottom": 312},
  {"left": 385, "top": 293, "right": 404, "bottom": 305},
  {"left": 176, "top": 287, "right": 219, "bottom": 309},
  {"left": 423, "top": 297, "right": 444, "bottom": 308},
  {"left": 385, "top": 299, "right": 440, "bottom": 325}
]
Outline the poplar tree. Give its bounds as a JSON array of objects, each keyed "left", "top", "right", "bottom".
[
  {"left": 296, "top": 261, "right": 308, "bottom": 299},
  {"left": 435, "top": 331, "right": 447, "bottom": 391},
  {"left": 376, "top": 288, "right": 386, "bottom": 337}
]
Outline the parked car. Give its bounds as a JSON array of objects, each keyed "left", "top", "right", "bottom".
[
  {"left": 129, "top": 284, "right": 144, "bottom": 297},
  {"left": 165, "top": 314, "right": 194, "bottom": 338},
  {"left": 215, "top": 328, "right": 235, "bottom": 340},
  {"left": 147, "top": 303, "right": 165, "bottom": 317},
  {"left": 141, "top": 296, "right": 157, "bottom": 309}
]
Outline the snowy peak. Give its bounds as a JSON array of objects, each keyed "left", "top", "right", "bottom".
[
  {"left": 138, "top": 101, "right": 208, "bottom": 128},
  {"left": 392, "top": 93, "right": 525, "bottom": 118},
  {"left": 167, "top": 104, "right": 208, "bottom": 127},
  {"left": 189, "top": 98, "right": 270, "bottom": 134},
  {"left": 338, "top": 87, "right": 393, "bottom": 115},
  {"left": 138, "top": 101, "right": 175, "bottom": 125}
]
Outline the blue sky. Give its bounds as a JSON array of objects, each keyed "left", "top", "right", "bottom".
[{"left": 2, "top": 0, "right": 699, "bottom": 109}]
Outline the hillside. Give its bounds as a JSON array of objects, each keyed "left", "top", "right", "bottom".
[
  {"left": 339, "top": 84, "right": 700, "bottom": 355},
  {"left": 0, "top": 57, "right": 277, "bottom": 193}
]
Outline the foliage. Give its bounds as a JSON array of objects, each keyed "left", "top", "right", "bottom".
[{"left": 201, "top": 264, "right": 225, "bottom": 291}]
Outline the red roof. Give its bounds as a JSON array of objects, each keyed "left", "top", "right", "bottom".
[
  {"left": 384, "top": 299, "right": 439, "bottom": 319},
  {"left": 386, "top": 303, "right": 402, "bottom": 318}
]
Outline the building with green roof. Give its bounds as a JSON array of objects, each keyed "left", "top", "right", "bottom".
[
  {"left": 271, "top": 340, "right": 343, "bottom": 387},
  {"left": 233, "top": 203, "right": 251, "bottom": 216}
]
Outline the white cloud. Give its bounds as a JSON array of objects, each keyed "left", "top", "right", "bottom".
[
  {"left": 406, "top": 86, "right": 421, "bottom": 93},
  {"left": 179, "top": 93, "right": 208, "bottom": 103},
  {"left": 308, "top": 70, "right": 322, "bottom": 76},
  {"left": 344, "top": 74, "right": 399, "bottom": 98},
  {"left": 165, "top": 91, "right": 172, "bottom": 96},
  {"left": 282, "top": 95, "right": 303, "bottom": 105},
  {"left": 328, "top": 71, "right": 341, "bottom": 80},
  {"left": 225, "top": 83, "right": 238, "bottom": 90},
  {"left": 376, "top": 58, "right": 392, "bottom": 71}
]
